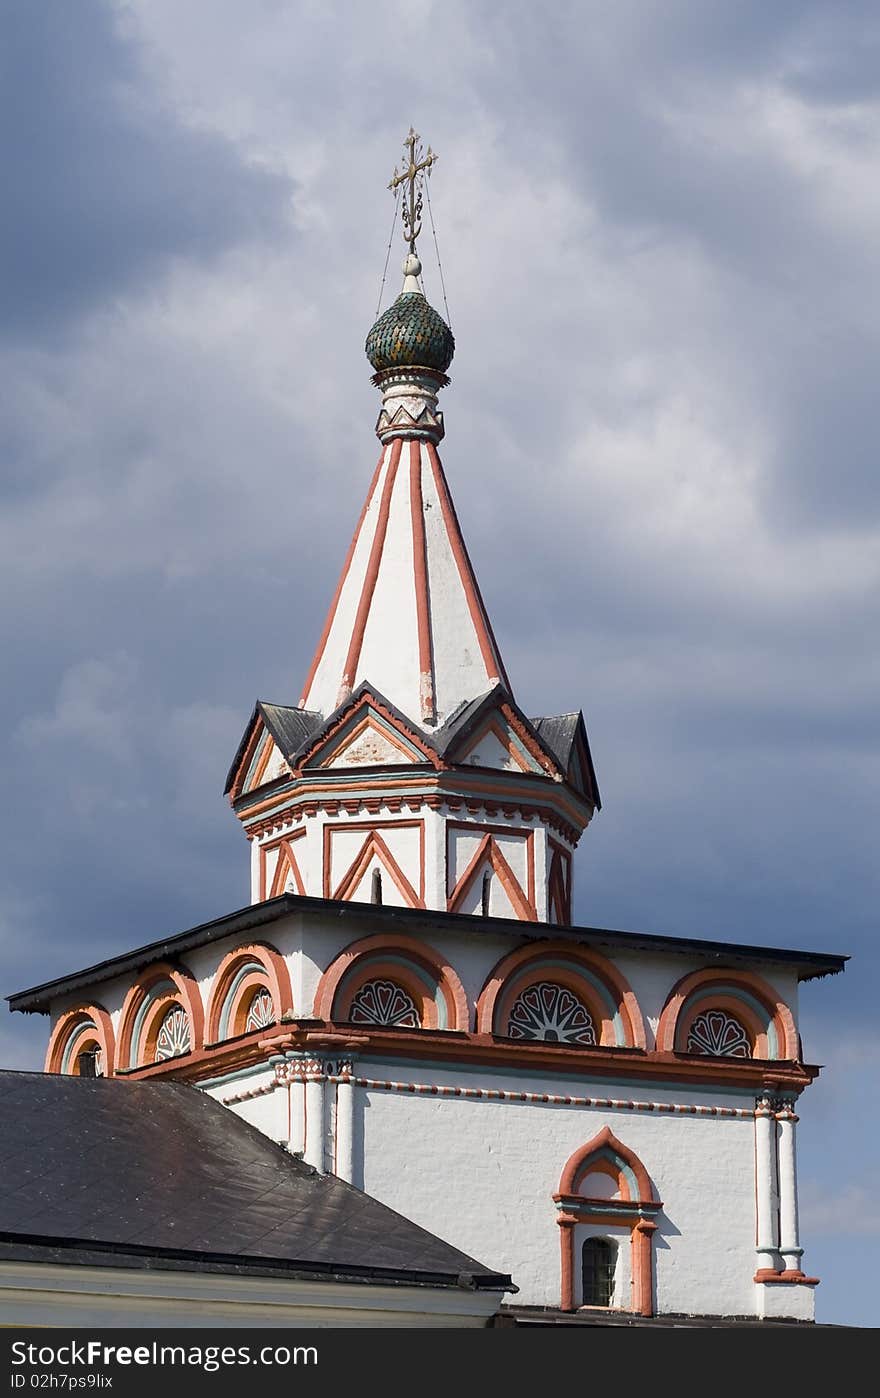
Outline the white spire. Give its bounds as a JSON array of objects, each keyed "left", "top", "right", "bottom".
[{"left": 299, "top": 436, "right": 509, "bottom": 727}]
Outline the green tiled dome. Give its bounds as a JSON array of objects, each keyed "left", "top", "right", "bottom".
[{"left": 366, "top": 291, "right": 455, "bottom": 374}]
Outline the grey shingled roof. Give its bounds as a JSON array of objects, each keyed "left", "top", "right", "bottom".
[
  {"left": 224, "top": 702, "right": 323, "bottom": 794},
  {"left": 260, "top": 702, "right": 323, "bottom": 760},
  {"left": 530, "top": 714, "right": 580, "bottom": 769},
  {"left": 225, "top": 685, "right": 599, "bottom": 811},
  {"left": 531, "top": 712, "right": 601, "bottom": 808},
  {"left": 288, "top": 682, "right": 436, "bottom": 768},
  {"left": 0, "top": 1071, "right": 510, "bottom": 1291}
]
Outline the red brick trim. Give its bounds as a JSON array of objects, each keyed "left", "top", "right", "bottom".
[
  {"left": 656, "top": 967, "right": 799, "bottom": 1061},
  {"left": 339, "top": 438, "right": 402, "bottom": 703},
  {"left": 558, "top": 1125, "right": 655, "bottom": 1199},
  {"left": 296, "top": 689, "right": 444, "bottom": 774},
  {"left": 475, "top": 941, "right": 647, "bottom": 1049},
  {"left": 447, "top": 830, "right": 535, "bottom": 920},
  {"left": 45, "top": 1004, "right": 116, "bottom": 1077},
  {"left": 205, "top": 941, "right": 294, "bottom": 1043},
  {"left": 116, "top": 961, "right": 204, "bottom": 1071},
  {"left": 313, "top": 933, "right": 469, "bottom": 1032}
]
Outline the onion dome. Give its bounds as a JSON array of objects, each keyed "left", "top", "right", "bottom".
[{"left": 366, "top": 254, "right": 455, "bottom": 375}]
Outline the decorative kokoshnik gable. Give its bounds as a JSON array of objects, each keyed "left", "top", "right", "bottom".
[{"left": 8, "top": 131, "right": 848, "bottom": 1328}]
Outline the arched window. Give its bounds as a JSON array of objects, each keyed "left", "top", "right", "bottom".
[
  {"left": 507, "top": 982, "right": 596, "bottom": 1045},
  {"left": 46, "top": 1006, "right": 116, "bottom": 1079},
  {"left": 155, "top": 1005, "right": 192, "bottom": 1061},
  {"left": 349, "top": 979, "right": 421, "bottom": 1028},
  {"left": 556, "top": 1128, "right": 659, "bottom": 1316},
  {"left": 656, "top": 967, "right": 798, "bottom": 1062},
  {"left": 476, "top": 941, "right": 647, "bottom": 1049},
  {"left": 371, "top": 867, "right": 383, "bottom": 905},
  {"left": 244, "top": 987, "right": 274, "bottom": 1034},
  {"left": 314, "top": 932, "right": 469, "bottom": 1032},
  {"left": 581, "top": 1237, "right": 617, "bottom": 1307},
  {"left": 117, "top": 962, "right": 204, "bottom": 1070},
  {"left": 686, "top": 1008, "right": 751, "bottom": 1058}
]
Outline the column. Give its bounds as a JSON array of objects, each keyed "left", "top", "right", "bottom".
[
  {"left": 633, "top": 1217, "right": 657, "bottom": 1317},
  {"left": 285, "top": 1051, "right": 306, "bottom": 1156},
  {"left": 423, "top": 806, "right": 446, "bottom": 911},
  {"left": 754, "top": 1093, "right": 781, "bottom": 1275},
  {"left": 303, "top": 1055, "right": 326, "bottom": 1174},
  {"left": 533, "top": 824, "right": 549, "bottom": 923},
  {"left": 777, "top": 1098, "right": 804, "bottom": 1276},
  {"left": 250, "top": 836, "right": 262, "bottom": 905},
  {"left": 335, "top": 1057, "right": 356, "bottom": 1183},
  {"left": 557, "top": 1214, "right": 576, "bottom": 1311}
]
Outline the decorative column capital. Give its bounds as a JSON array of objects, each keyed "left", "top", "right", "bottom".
[
  {"left": 555, "top": 1212, "right": 579, "bottom": 1229},
  {"left": 755, "top": 1092, "right": 778, "bottom": 1118}
]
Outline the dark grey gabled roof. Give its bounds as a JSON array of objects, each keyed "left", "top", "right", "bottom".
[
  {"left": 531, "top": 712, "right": 601, "bottom": 809},
  {"left": 432, "top": 688, "right": 501, "bottom": 753},
  {"left": 288, "top": 681, "right": 439, "bottom": 768},
  {"left": 433, "top": 685, "right": 580, "bottom": 784},
  {"left": 261, "top": 702, "right": 324, "bottom": 759},
  {"left": 530, "top": 714, "right": 580, "bottom": 769},
  {"left": 224, "top": 702, "right": 323, "bottom": 795},
  {"left": 0, "top": 1071, "right": 510, "bottom": 1292}
]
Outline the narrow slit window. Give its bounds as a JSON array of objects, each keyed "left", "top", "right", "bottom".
[
  {"left": 371, "top": 867, "right": 383, "bottom": 905},
  {"left": 481, "top": 870, "right": 491, "bottom": 918}
]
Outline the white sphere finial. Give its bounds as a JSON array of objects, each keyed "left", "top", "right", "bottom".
[{"left": 402, "top": 253, "right": 422, "bottom": 293}]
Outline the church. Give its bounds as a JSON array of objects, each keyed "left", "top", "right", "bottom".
[{"left": 5, "top": 133, "right": 846, "bottom": 1327}]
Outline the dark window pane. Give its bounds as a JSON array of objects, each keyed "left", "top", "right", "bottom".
[{"left": 581, "top": 1236, "right": 616, "bottom": 1306}]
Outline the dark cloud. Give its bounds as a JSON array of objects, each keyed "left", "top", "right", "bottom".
[
  {"left": 770, "top": 332, "right": 880, "bottom": 528},
  {"left": 0, "top": 0, "right": 291, "bottom": 340}
]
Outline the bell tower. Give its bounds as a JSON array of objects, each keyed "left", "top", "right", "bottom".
[{"left": 225, "top": 131, "right": 600, "bottom": 923}]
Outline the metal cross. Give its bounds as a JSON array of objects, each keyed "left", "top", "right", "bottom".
[{"left": 388, "top": 128, "right": 438, "bottom": 255}]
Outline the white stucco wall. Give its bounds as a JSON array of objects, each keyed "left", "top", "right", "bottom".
[
  {"left": 251, "top": 803, "right": 557, "bottom": 921},
  {"left": 354, "top": 1058, "right": 759, "bottom": 1316}
]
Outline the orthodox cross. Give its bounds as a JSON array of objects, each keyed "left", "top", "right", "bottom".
[{"left": 388, "top": 128, "right": 438, "bottom": 255}]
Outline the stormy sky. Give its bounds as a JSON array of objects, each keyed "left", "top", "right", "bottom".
[{"left": 1, "top": 1, "right": 877, "bottom": 1325}]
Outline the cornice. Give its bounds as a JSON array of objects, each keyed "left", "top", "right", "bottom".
[{"left": 113, "top": 1020, "right": 820, "bottom": 1094}]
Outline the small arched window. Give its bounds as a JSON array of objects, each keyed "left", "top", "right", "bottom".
[
  {"left": 508, "top": 982, "right": 596, "bottom": 1045},
  {"left": 349, "top": 979, "right": 420, "bottom": 1028},
  {"left": 481, "top": 870, "right": 492, "bottom": 917},
  {"left": 371, "top": 867, "right": 383, "bottom": 905},
  {"left": 686, "top": 1009, "right": 751, "bottom": 1058},
  {"left": 244, "top": 986, "right": 274, "bottom": 1034},
  {"left": 155, "top": 1005, "right": 192, "bottom": 1061},
  {"left": 581, "top": 1236, "right": 617, "bottom": 1307}
]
